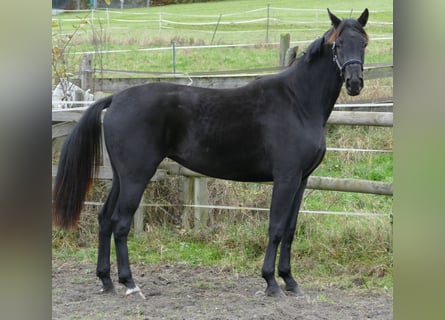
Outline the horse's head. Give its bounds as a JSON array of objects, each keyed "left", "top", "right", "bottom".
[{"left": 327, "top": 8, "right": 369, "bottom": 96}]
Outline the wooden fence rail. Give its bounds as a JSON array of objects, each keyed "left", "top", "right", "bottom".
[
  {"left": 52, "top": 109, "right": 393, "bottom": 127},
  {"left": 88, "top": 64, "right": 392, "bottom": 93},
  {"left": 51, "top": 161, "right": 392, "bottom": 196},
  {"left": 157, "top": 161, "right": 393, "bottom": 196},
  {"left": 66, "top": 49, "right": 391, "bottom": 94}
]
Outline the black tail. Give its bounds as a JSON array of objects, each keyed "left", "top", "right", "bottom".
[{"left": 53, "top": 96, "right": 113, "bottom": 228}]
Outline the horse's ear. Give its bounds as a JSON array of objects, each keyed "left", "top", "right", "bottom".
[
  {"left": 357, "top": 8, "right": 369, "bottom": 27},
  {"left": 327, "top": 8, "right": 341, "bottom": 29}
]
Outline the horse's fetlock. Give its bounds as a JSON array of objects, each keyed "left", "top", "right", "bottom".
[{"left": 278, "top": 268, "right": 291, "bottom": 278}]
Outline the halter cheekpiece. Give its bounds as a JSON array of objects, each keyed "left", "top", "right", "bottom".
[{"left": 331, "top": 41, "right": 363, "bottom": 78}]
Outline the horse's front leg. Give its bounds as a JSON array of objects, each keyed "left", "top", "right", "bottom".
[
  {"left": 278, "top": 178, "right": 307, "bottom": 296},
  {"left": 262, "top": 176, "right": 302, "bottom": 297}
]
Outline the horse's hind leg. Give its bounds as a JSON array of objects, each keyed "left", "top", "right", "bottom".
[
  {"left": 111, "top": 161, "right": 161, "bottom": 298},
  {"left": 96, "top": 172, "right": 120, "bottom": 294}
]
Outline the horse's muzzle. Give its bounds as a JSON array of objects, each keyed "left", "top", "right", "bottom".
[{"left": 344, "top": 64, "right": 364, "bottom": 96}]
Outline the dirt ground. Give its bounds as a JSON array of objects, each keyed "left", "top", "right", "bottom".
[{"left": 52, "top": 261, "right": 392, "bottom": 320}]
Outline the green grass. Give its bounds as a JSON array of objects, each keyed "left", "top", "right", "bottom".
[
  {"left": 52, "top": 211, "right": 392, "bottom": 290},
  {"left": 52, "top": 0, "right": 393, "bottom": 76},
  {"left": 317, "top": 126, "right": 393, "bottom": 182}
]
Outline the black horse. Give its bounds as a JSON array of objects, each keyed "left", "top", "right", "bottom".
[{"left": 53, "top": 9, "right": 369, "bottom": 298}]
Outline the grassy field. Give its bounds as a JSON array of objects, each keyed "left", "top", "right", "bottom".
[
  {"left": 52, "top": 0, "right": 393, "bottom": 292},
  {"left": 52, "top": 0, "right": 393, "bottom": 75}
]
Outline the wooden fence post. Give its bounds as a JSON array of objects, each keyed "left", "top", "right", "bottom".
[
  {"left": 193, "top": 177, "right": 209, "bottom": 231},
  {"left": 80, "top": 54, "right": 94, "bottom": 92},
  {"left": 134, "top": 197, "right": 145, "bottom": 234},
  {"left": 182, "top": 177, "right": 194, "bottom": 230},
  {"left": 265, "top": 4, "right": 270, "bottom": 43},
  {"left": 74, "top": 89, "right": 84, "bottom": 107},
  {"left": 284, "top": 46, "right": 299, "bottom": 67},
  {"left": 181, "top": 176, "right": 209, "bottom": 231},
  {"left": 279, "top": 33, "right": 290, "bottom": 67}
]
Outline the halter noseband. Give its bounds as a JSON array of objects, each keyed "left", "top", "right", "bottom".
[{"left": 331, "top": 41, "right": 363, "bottom": 78}]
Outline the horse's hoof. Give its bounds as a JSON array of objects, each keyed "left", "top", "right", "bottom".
[
  {"left": 285, "top": 286, "right": 304, "bottom": 296},
  {"left": 125, "top": 286, "right": 146, "bottom": 300},
  {"left": 265, "top": 286, "right": 286, "bottom": 298},
  {"left": 99, "top": 286, "right": 116, "bottom": 295}
]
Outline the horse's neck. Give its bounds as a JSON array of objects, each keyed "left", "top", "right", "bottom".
[{"left": 289, "top": 51, "right": 343, "bottom": 123}]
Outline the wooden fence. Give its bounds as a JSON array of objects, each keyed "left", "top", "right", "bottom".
[
  {"left": 80, "top": 63, "right": 392, "bottom": 93},
  {"left": 66, "top": 33, "right": 392, "bottom": 96}
]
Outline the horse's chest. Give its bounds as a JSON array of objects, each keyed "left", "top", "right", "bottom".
[{"left": 300, "top": 133, "right": 326, "bottom": 174}]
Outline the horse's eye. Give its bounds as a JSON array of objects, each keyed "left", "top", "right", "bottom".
[{"left": 363, "top": 42, "right": 368, "bottom": 48}]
